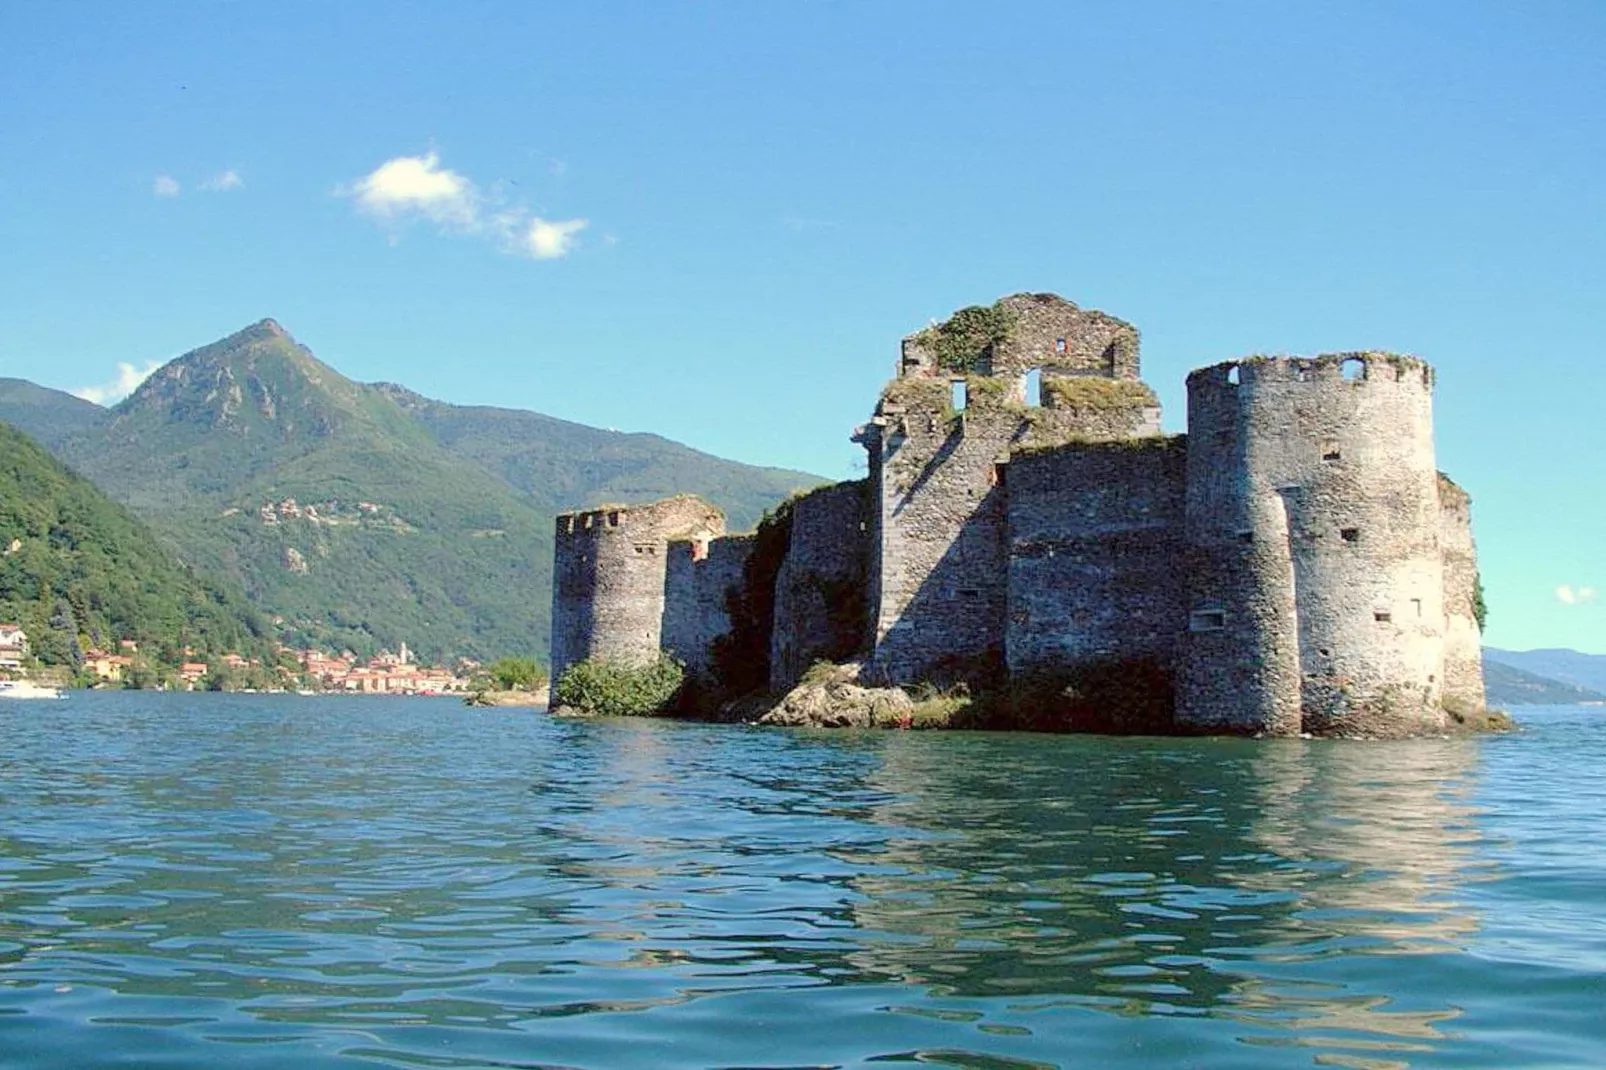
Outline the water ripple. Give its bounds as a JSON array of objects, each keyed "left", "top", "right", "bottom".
[{"left": 2, "top": 696, "right": 1604, "bottom": 1067}]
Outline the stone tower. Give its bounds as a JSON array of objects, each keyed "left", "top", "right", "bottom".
[
  {"left": 1178, "top": 354, "right": 1458, "bottom": 736},
  {"left": 856, "top": 293, "right": 1162, "bottom": 686},
  {"left": 549, "top": 496, "right": 725, "bottom": 683}
]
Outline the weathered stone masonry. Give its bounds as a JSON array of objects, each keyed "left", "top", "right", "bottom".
[{"left": 550, "top": 293, "right": 1486, "bottom": 736}]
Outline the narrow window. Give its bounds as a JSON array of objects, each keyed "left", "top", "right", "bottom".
[
  {"left": 1226, "top": 365, "right": 1241, "bottom": 386},
  {"left": 959, "top": 588, "right": 982, "bottom": 599},
  {"left": 1190, "top": 609, "right": 1227, "bottom": 632},
  {"left": 951, "top": 379, "right": 967, "bottom": 410},
  {"left": 1340, "top": 527, "right": 1360, "bottom": 543},
  {"left": 1023, "top": 368, "right": 1042, "bottom": 406},
  {"left": 1411, "top": 597, "right": 1423, "bottom": 617},
  {"left": 607, "top": 510, "right": 620, "bottom": 527},
  {"left": 1374, "top": 610, "right": 1392, "bottom": 623},
  {"left": 1237, "top": 530, "right": 1254, "bottom": 544},
  {"left": 1341, "top": 357, "right": 1366, "bottom": 382},
  {"left": 1323, "top": 449, "right": 1342, "bottom": 462},
  {"left": 991, "top": 462, "right": 1008, "bottom": 488},
  {"left": 1054, "top": 337, "right": 1067, "bottom": 353}
]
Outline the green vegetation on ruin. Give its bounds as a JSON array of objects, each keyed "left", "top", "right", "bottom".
[
  {"left": 914, "top": 302, "right": 1017, "bottom": 374},
  {"left": 1042, "top": 377, "right": 1157, "bottom": 411},
  {"left": 553, "top": 654, "right": 685, "bottom": 716}
]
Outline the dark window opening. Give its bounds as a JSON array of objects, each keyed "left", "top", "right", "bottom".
[
  {"left": 1341, "top": 357, "right": 1366, "bottom": 382},
  {"left": 1323, "top": 449, "right": 1341, "bottom": 462},
  {"left": 1340, "top": 527, "right": 1360, "bottom": 543},
  {"left": 1374, "top": 610, "right": 1392, "bottom": 623},
  {"left": 991, "top": 462, "right": 1008, "bottom": 488},
  {"left": 607, "top": 511, "right": 621, "bottom": 527},
  {"left": 1190, "top": 609, "right": 1227, "bottom": 632},
  {"left": 959, "top": 588, "right": 982, "bottom": 598},
  {"left": 1237, "top": 530, "right": 1254, "bottom": 544}
]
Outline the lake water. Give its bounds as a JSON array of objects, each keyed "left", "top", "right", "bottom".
[{"left": 1, "top": 694, "right": 1603, "bottom": 1069}]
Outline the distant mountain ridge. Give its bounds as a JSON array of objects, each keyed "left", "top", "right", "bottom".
[
  {"left": 6, "top": 322, "right": 820, "bottom": 662},
  {"left": 1484, "top": 647, "right": 1606, "bottom": 698},
  {"left": 1483, "top": 657, "right": 1606, "bottom": 706},
  {"left": 0, "top": 377, "right": 106, "bottom": 446}
]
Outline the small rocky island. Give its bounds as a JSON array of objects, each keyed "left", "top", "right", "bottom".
[{"left": 550, "top": 294, "right": 1496, "bottom": 738}]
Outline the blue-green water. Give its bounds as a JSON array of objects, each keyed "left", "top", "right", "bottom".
[{"left": 2, "top": 695, "right": 1603, "bottom": 1068}]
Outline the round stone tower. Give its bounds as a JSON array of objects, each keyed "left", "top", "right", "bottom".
[
  {"left": 1179, "top": 353, "right": 1449, "bottom": 737},
  {"left": 549, "top": 496, "right": 725, "bottom": 682}
]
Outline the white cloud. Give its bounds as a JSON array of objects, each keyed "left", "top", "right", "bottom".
[
  {"left": 153, "top": 175, "right": 181, "bottom": 197},
  {"left": 342, "top": 151, "right": 587, "bottom": 260},
  {"left": 346, "top": 152, "right": 478, "bottom": 229},
  {"left": 524, "top": 216, "right": 588, "bottom": 259},
  {"left": 1555, "top": 585, "right": 1599, "bottom": 606},
  {"left": 201, "top": 170, "right": 243, "bottom": 192},
  {"left": 72, "top": 360, "right": 163, "bottom": 406}
]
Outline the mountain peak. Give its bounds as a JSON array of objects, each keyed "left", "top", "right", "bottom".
[{"left": 226, "top": 318, "right": 291, "bottom": 345}]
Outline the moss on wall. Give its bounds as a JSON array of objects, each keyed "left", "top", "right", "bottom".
[
  {"left": 912, "top": 302, "right": 1018, "bottom": 374},
  {"left": 1043, "top": 377, "right": 1157, "bottom": 411}
]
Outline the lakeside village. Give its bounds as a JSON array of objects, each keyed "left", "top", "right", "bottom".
[{"left": 0, "top": 623, "right": 477, "bottom": 695}]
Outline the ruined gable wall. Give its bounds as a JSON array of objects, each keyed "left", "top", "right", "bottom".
[
  {"left": 1180, "top": 356, "right": 1449, "bottom": 737},
  {"left": 1438, "top": 474, "right": 1487, "bottom": 711},
  {"left": 548, "top": 496, "right": 725, "bottom": 681},
  {"left": 865, "top": 296, "right": 1161, "bottom": 688},
  {"left": 992, "top": 293, "right": 1141, "bottom": 381},
  {"left": 1006, "top": 438, "right": 1187, "bottom": 680},
  {"left": 663, "top": 533, "right": 756, "bottom": 686},
  {"left": 769, "top": 480, "right": 871, "bottom": 690}
]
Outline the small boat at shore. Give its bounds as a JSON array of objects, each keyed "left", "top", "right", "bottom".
[{"left": 0, "top": 680, "right": 64, "bottom": 700}]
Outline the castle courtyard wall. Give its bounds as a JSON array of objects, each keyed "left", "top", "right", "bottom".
[
  {"left": 769, "top": 480, "right": 870, "bottom": 690},
  {"left": 1438, "top": 474, "right": 1487, "bottom": 712},
  {"left": 663, "top": 533, "right": 756, "bottom": 686},
  {"left": 1005, "top": 438, "right": 1188, "bottom": 680}
]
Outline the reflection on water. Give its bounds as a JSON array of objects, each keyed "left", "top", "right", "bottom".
[{"left": 0, "top": 695, "right": 1601, "bottom": 1069}]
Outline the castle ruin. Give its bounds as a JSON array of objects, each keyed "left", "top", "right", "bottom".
[{"left": 550, "top": 293, "right": 1486, "bottom": 736}]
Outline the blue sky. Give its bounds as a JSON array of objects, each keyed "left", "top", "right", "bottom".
[{"left": 1, "top": 2, "right": 1602, "bottom": 653}]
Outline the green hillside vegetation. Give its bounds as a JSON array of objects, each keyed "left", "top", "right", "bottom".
[
  {"left": 22, "top": 321, "right": 818, "bottom": 663},
  {"left": 0, "top": 419, "right": 271, "bottom": 674}
]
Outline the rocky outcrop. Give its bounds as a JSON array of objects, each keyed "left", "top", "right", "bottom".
[{"left": 756, "top": 663, "right": 913, "bottom": 728}]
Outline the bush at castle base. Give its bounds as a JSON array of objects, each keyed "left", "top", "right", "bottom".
[{"left": 553, "top": 655, "right": 684, "bottom": 717}]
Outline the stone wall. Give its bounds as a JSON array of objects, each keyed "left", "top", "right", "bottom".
[
  {"left": 769, "top": 480, "right": 870, "bottom": 690},
  {"left": 663, "top": 533, "right": 755, "bottom": 686},
  {"left": 991, "top": 293, "right": 1141, "bottom": 381},
  {"left": 864, "top": 293, "right": 1166, "bottom": 688},
  {"left": 1438, "top": 474, "right": 1487, "bottom": 711},
  {"left": 1180, "top": 355, "right": 1449, "bottom": 737},
  {"left": 1006, "top": 438, "right": 1187, "bottom": 680},
  {"left": 549, "top": 496, "right": 725, "bottom": 681},
  {"left": 862, "top": 406, "right": 1015, "bottom": 687}
]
